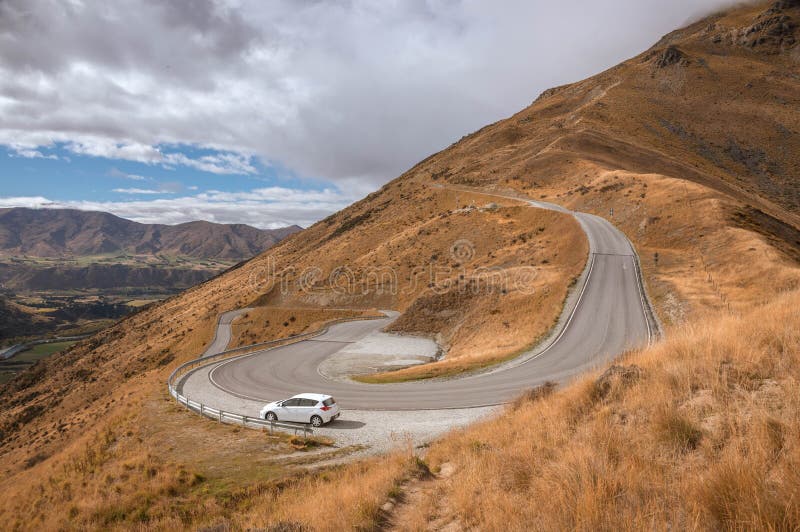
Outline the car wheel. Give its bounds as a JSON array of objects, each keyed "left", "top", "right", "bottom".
[
  {"left": 265, "top": 412, "right": 278, "bottom": 422},
  {"left": 310, "top": 415, "right": 323, "bottom": 427}
]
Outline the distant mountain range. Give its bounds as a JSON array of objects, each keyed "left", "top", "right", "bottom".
[
  {"left": 0, "top": 208, "right": 302, "bottom": 260},
  {"left": 0, "top": 208, "right": 302, "bottom": 340}
]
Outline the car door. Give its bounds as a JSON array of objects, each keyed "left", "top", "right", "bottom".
[
  {"left": 280, "top": 398, "right": 301, "bottom": 422},
  {"left": 295, "top": 399, "right": 315, "bottom": 423}
]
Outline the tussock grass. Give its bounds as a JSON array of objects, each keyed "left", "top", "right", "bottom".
[
  {"left": 236, "top": 453, "right": 418, "bottom": 531},
  {"left": 510, "top": 381, "right": 558, "bottom": 410},
  {"left": 243, "top": 289, "right": 800, "bottom": 531},
  {"left": 655, "top": 407, "right": 703, "bottom": 452},
  {"left": 418, "top": 289, "right": 800, "bottom": 530}
]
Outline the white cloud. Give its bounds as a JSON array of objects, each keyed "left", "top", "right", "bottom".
[
  {"left": 66, "top": 139, "right": 163, "bottom": 163},
  {"left": 67, "top": 138, "right": 257, "bottom": 174},
  {"left": 110, "top": 178, "right": 194, "bottom": 196},
  {"left": 0, "top": 196, "right": 55, "bottom": 208},
  {"left": 0, "top": 185, "right": 359, "bottom": 228},
  {"left": 197, "top": 187, "right": 349, "bottom": 203},
  {"left": 108, "top": 167, "right": 150, "bottom": 181},
  {"left": 162, "top": 151, "right": 257, "bottom": 175},
  {"left": 7, "top": 145, "right": 59, "bottom": 160},
  {"left": 112, "top": 188, "right": 163, "bottom": 194}
]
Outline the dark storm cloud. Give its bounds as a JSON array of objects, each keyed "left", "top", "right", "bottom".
[{"left": 0, "top": 0, "right": 740, "bottom": 186}]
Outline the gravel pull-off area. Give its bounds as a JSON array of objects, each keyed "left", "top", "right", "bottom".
[
  {"left": 178, "top": 311, "right": 492, "bottom": 456},
  {"left": 318, "top": 330, "right": 439, "bottom": 382},
  {"left": 177, "top": 362, "right": 498, "bottom": 456}
]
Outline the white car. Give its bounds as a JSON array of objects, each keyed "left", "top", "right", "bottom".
[{"left": 260, "top": 393, "right": 340, "bottom": 427}]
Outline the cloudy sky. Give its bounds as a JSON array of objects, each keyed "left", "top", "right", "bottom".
[{"left": 0, "top": 0, "right": 736, "bottom": 229}]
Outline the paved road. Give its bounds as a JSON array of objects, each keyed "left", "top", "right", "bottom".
[
  {"left": 202, "top": 196, "right": 656, "bottom": 410},
  {"left": 201, "top": 308, "right": 252, "bottom": 358}
]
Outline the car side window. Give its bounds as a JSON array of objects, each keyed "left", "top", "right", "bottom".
[
  {"left": 301, "top": 399, "right": 316, "bottom": 407},
  {"left": 283, "top": 398, "right": 300, "bottom": 407}
]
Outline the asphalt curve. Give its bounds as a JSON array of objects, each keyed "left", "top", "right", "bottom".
[
  {"left": 201, "top": 308, "right": 253, "bottom": 358},
  {"left": 206, "top": 198, "right": 655, "bottom": 410}
]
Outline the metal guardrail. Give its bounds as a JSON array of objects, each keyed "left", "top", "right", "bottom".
[
  {"left": 167, "top": 314, "right": 384, "bottom": 435},
  {"left": 170, "top": 390, "right": 314, "bottom": 437},
  {"left": 630, "top": 246, "right": 664, "bottom": 343}
]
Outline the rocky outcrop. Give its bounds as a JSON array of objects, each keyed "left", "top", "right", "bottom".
[
  {"left": 654, "top": 46, "right": 690, "bottom": 68},
  {"left": 534, "top": 83, "right": 573, "bottom": 103},
  {"left": 767, "top": 0, "right": 800, "bottom": 15},
  {"left": 740, "top": 0, "right": 798, "bottom": 52}
]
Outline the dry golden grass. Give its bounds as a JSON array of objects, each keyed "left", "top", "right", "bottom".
[
  {"left": 362, "top": 201, "right": 587, "bottom": 381},
  {"left": 416, "top": 289, "right": 800, "bottom": 531},
  {"left": 229, "top": 306, "right": 381, "bottom": 348},
  {"left": 235, "top": 453, "right": 424, "bottom": 531},
  {"left": 244, "top": 288, "right": 800, "bottom": 531}
]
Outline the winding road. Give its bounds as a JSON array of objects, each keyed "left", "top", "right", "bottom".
[
  {"left": 184, "top": 194, "right": 658, "bottom": 411},
  {"left": 201, "top": 308, "right": 253, "bottom": 358}
]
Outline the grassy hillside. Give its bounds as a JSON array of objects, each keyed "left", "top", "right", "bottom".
[
  {"left": 244, "top": 280, "right": 800, "bottom": 531},
  {"left": 0, "top": 295, "right": 45, "bottom": 341},
  {"left": 229, "top": 307, "right": 383, "bottom": 348},
  {"left": 0, "top": 1, "right": 798, "bottom": 530}
]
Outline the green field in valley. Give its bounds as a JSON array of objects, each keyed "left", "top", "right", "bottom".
[{"left": 0, "top": 340, "right": 77, "bottom": 385}]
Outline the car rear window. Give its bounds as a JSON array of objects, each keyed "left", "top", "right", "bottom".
[{"left": 323, "top": 398, "right": 335, "bottom": 407}]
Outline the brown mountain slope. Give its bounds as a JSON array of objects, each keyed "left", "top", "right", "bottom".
[
  {"left": 417, "top": 0, "right": 800, "bottom": 222},
  {"left": 395, "top": 0, "right": 800, "bottom": 325},
  {"left": 0, "top": 295, "right": 45, "bottom": 340},
  {"left": 0, "top": 208, "right": 301, "bottom": 260},
  {"left": 0, "top": 262, "right": 217, "bottom": 291},
  {"left": 0, "top": 1, "right": 799, "bottom": 529}
]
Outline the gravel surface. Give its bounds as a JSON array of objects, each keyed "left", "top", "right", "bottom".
[
  {"left": 177, "top": 363, "right": 498, "bottom": 455},
  {"left": 318, "top": 329, "right": 439, "bottom": 381}
]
